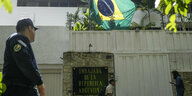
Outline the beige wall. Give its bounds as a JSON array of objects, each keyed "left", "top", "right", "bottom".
[
  {"left": 0, "top": 26, "right": 69, "bottom": 64},
  {"left": 70, "top": 30, "right": 192, "bottom": 53}
]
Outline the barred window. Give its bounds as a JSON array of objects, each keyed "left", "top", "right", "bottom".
[{"left": 17, "top": 0, "right": 88, "bottom": 7}]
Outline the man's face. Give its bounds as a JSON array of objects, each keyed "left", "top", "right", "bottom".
[
  {"left": 28, "top": 26, "right": 36, "bottom": 43},
  {"left": 111, "top": 81, "right": 115, "bottom": 86}
]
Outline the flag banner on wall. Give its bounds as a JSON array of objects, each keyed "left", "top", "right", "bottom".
[{"left": 89, "top": 0, "right": 136, "bottom": 30}]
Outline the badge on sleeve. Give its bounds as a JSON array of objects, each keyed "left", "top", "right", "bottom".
[{"left": 14, "top": 44, "right": 22, "bottom": 52}]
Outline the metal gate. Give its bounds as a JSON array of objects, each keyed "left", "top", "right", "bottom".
[{"left": 115, "top": 54, "right": 173, "bottom": 96}]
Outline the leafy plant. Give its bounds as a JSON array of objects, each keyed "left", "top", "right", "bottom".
[
  {"left": 165, "top": 14, "right": 177, "bottom": 32},
  {"left": 82, "top": 9, "right": 104, "bottom": 30},
  {"left": 73, "top": 22, "right": 87, "bottom": 31},
  {"left": 158, "top": 0, "right": 192, "bottom": 32},
  {"left": 66, "top": 8, "right": 104, "bottom": 31},
  {"left": 0, "top": 72, "right": 6, "bottom": 95},
  {"left": 66, "top": 12, "right": 73, "bottom": 30},
  {"left": 0, "top": 0, "right": 13, "bottom": 13},
  {"left": 131, "top": 22, "right": 156, "bottom": 30},
  {"left": 66, "top": 8, "right": 81, "bottom": 30},
  {"left": 72, "top": 8, "right": 81, "bottom": 23}
]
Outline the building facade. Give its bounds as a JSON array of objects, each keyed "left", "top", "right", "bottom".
[{"left": 0, "top": 0, "right": 173, "bottom": 96}]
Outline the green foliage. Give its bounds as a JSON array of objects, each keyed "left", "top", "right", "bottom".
[
  {"left": 72, "top": 8, "right": 89, "bottom": 31},
  {"left": 0, "top": 0, "right": 13, "bottom": 13},
  {"left": 82, "top": 9, "right": 90, "bottom": 29},
  {"left": 165, "top": 3, "right": 172, "bottom": 15},
  {"left": 82, "top": 9, "right": 104, "bottom": 30},
  {"left": 186, "top": 0, "right": 192, "bottom": 4},
  {"left": 165, "top": 14, "right": 177, "bottom": 32},
  {"left": 66, "top": 8, "right": 104, "bottom": 31},
  {"left": 72, "top": 8, "right": 81, "bottom": 23},
  {"left": 73, "top": 22, "right": 87, "bottom": 31},
  {"left": 157, "top": 0, "right": 192, "bottom": 32},
  {"left": 140, "top": 0, "right": 156, "bottom": 9},
  {"left": 94, "top": 24, "right": 104, "bottom": 30},
  {"left": 158, "top": 0, "right": 166, "bottom": 12},
  {"left": 66, "top": 12, "right": 73, "bottom": 30},
  {"left": 131, "top": 22, "right": 156, "bottom": 30},
  {"left": 0, "top": 72, "right": 6, "bottom": 96}
]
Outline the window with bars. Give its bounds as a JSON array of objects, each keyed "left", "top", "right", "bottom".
[{"left": 17, "top": 0, "right": 88, "bottom": 7}]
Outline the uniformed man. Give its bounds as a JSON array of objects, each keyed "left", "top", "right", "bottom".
[{"left": 2, "top": 18, "right": 45, "bottom": 96}]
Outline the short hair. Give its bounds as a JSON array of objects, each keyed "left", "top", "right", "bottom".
[
  {"left": 109, "top": 79, "right": 115, "bottom": 84},
  {"left": 172, "top": 70, "right": 180, "bottom": 79},
  {"left": 16, "top": 26, "right": 28, "bottom": 33}
]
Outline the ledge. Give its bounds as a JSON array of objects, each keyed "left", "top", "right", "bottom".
[{"left": 0, "top": 63, "right": 63, "bottom": 70}]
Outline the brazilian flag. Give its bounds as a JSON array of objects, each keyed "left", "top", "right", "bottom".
[{"left": 89, "top": 0, "right": 136, "bottom": 30}]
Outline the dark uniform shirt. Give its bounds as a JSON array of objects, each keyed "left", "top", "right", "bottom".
[
  {"left": 174, "top": 76, "right": 185, "bottom": 96},
  {"left": 2, "top": 33, "right": 43, "bottom": 87}
]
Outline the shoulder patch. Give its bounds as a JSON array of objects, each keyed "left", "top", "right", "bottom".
[{"left": 14, "top": 44, "right": 22, "bottom": 52}]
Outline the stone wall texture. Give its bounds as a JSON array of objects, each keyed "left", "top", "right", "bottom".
[{"left": 63, "top": 52, "right": 114, "bottom": 96}]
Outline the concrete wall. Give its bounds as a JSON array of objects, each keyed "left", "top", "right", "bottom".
[
  {"left": 0, "top": 26, "right": 69, "bottom": 64},
  {"left": 69, "top": 30, "right": 192, "bottom": 52}
]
